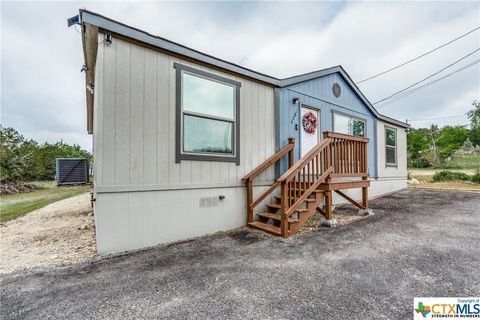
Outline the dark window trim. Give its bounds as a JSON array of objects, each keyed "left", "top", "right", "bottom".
[
  {"left": 174, "top": 63, "right": 241, "bottom": 165},
  {"left": 331, "top": 110, "right": 367, "bottom": 137},
  {"left": 385, "top": 126, "right": 397, "bottom": 168}
]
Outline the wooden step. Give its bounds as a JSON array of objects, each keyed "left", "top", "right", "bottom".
[
  {"left": 266, "top": 203, "right": 308, "bottom": 212},
  {"left": 257, "top": 212, "right": 299, "bottom": 223},
  {"left": 291, "top": 189, "right": 324, "bottom": 193},
  {"left": 248, "top": 221, "right": 282, "bottom": 235},
  {"left": 274, "top": 196, "right": 315, "bottom": 203}
]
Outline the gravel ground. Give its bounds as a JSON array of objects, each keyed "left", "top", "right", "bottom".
[
  {"left": 1, "top": 189, "right": 479, "bottom": 320},
  {"left": 0, "top": 193, "right": 95, "bottom": 274}
]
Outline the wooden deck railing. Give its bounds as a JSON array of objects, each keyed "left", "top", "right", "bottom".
[
  {"left": 242, "top": 131, "right": 370, "bottom": 237},
  {"left": 242, "top": 138, "right": 295, "bottom": 224},
  {"left": 277, "top": 138, "right": 333, "bottom": 236},
  {"left": 323, "top": 131, "right": 369, "bottom": 178}
]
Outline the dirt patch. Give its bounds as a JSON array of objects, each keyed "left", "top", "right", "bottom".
[
  {"left": 298, "top": 205, "right": 365, "bottom": 234},
  {"left": 228, "top": 228, "right": 264, "bottom": 244},
  {"left": 0, "top": 193, "right": 96, "bottom": 274}
]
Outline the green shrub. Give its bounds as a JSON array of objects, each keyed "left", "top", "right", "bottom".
[
  {"left": 471, "top": 172, "right": 480, "bottom": 184},
  {"left": 432, "top": 171, "right": 470, "bottom": 182},
  {"left": 410, "top": 157, "right": 430, "bottom": 168}
]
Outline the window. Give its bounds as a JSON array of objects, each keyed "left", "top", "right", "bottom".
[
  {"left": 175, "top": 63, "right": 241, "bottom": 164},
  {"left": 333, "top": 113, "right": 366, "bottom": 137},
  {"left": 385, "top": 127, "right": 397, "bottom": 166}
]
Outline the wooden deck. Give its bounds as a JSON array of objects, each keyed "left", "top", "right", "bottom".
[{"left": 242, "top": 131, "right": 369, "bottom": 237}]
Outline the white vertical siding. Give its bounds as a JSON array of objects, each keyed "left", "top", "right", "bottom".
[
  {"left": 95, "top": 185, "right": 273, "bottom": 253},
  {"left": 376, "top": 120, "right": 408, "bottom": 178},
  {"left": 92, "top": 35, "right": 277, "bottom": 253},
  {"left": 143, "top": 50, "right": 157, "bottom": 185},
  {"left": 94, "top": 36, "right": 276, "bottom": 191}
]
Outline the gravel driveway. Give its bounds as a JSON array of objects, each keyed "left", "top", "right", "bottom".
[{"left": 1, "top": 189, "right": 479, "bottom": 320}]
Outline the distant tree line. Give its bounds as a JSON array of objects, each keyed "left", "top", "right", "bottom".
[
  {"left": 0, "top": 126, "right": 92, "bottom": 182},
  {"left": 407, "top": 100, "right": 480, "bottom": 168}
]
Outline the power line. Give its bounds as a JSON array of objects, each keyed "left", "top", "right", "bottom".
[
  {"left": 373, "top": 48, "right": 480, "bottom": 105},
  {"left": 375, "top": 59, "right": 480, "bottom": 109},
  {"left": 407, "top": 114, "right": 468, "bottom": 122},
  {"left": 356, "top": 26, "right": 480, "bottom": 84}
]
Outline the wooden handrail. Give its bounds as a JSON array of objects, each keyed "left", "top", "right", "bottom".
[
  {"left": 284, "top": 168, "right": 332, "bottom": 216},
  {"left": 243, "top": 138, "right": 295, "bottom": 224},
  {"left": 278, "top": 137, "right": 333, "bottom": 236},
  {"left": 242, "top": 138, "right": 295, "bottom": 181},
  {"left": 278, "top": 138, "right": 330, "bottom": 183},
  {"left": 323, "top": 131, "right": 369, "bottom": 143}
]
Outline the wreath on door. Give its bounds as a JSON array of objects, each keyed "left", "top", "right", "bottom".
[{"left": 302, "top": 111, "right": 317, "bottom": 134}]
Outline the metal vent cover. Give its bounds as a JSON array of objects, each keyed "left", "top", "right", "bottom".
[{"left": 56, "top": 158, "right": 89, "bottom": 186}]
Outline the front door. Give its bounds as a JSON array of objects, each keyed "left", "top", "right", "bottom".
[{"left": 300, "top": 106, "right": 320, "bottom": 157}]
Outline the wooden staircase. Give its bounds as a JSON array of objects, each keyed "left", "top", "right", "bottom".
[{"left": 242, "top": 131, "right": 370, "bottom": 237}]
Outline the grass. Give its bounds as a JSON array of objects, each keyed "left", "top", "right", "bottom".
[
  {"left": 0, "top": 181, "right": 91, "bottom": 222},
  {"left": 434, "top": 154, "right": 480, "bottom": 170},
  {"left": 408, "top": 170, "right": 480, "bottom": 191}
]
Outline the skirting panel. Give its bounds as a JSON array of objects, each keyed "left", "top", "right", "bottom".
[{"left": 94, "top": 186, "right": 269, "bottom": 254}]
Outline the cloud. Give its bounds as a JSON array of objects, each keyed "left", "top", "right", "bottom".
[{"left": 1, "top": 1, "right": 479, "bottom": 151}]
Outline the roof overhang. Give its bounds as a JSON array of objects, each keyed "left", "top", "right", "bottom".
[
  {"left": 77, "top": 9, "right": 409, "bottom": 133},
  {"left": 81, "top": 20, "right": 98, "bottom": 134}
]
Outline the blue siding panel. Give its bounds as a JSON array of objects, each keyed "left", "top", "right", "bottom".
[{"left": 277, "top": 73, "right": 377, "bottom": 177}]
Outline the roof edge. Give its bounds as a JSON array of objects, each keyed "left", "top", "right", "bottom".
[
  {"left": 78, "top": 9, "right": 409, "bottom": 129},
  {"left": 80, "top": 9, "right": 281, "bottom": 86}
]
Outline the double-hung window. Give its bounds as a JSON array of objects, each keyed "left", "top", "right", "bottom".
[
  {"left": 175, "top": 63, "right": 241, "bottom": 164},
  {"left": 385, "top": 127, "right": 397, "bottom": 166},
  {"left": 333, "top": 113, "right": 366, "bottom": 137}
]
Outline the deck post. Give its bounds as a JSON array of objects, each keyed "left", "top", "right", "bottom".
[
  {"left": 362, "top": 185, "right": 368, "bottom": 209},
  {"left": 324, "top": 190, "right": 333, "bottom": 220},
  {"left": 287, "top": 138, "right": 295, "bottom": 168},
  {"left": 246, "top": 179, "right": 253, "bottom": 223},
  {"left": 361, "top": 140, "right": 368, "bottom": 209},
  {"left": 280, "top": 183, "right": 289, "bottom": 237}
]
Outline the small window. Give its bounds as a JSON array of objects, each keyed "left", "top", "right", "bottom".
[
  {"left": 175, "top": 63, "right": 241, "bottom": 164},
  {"left": 385, "top": 127, "right": 397, "bottom": 166},
  {"left": 333, "top": 113, "right": 366, "bottom": 137}
]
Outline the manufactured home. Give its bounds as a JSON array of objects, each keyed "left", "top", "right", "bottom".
[{"left": 77, "top": 10, "right": 408, "bottom": 253}]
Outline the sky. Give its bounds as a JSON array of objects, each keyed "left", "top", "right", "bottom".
[{"left": 1, "top": 1, "right": 479, "bottom": 151}]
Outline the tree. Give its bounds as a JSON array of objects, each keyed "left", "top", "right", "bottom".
[
  {"left": 407, "top": 128, "right": 429, "bottom": 167},
  {"left": 0, "top": 126, "right": 27, "bottom": 181},
  {"left": 462, "top": 137, "right": 473, "bottom": 151},
  {"left": 436, "top": 125, "right": 469, "bottom": 159},
  {"left": 0, "top": 126, "right": 92, "bottom": 182},
  {"left": 468, "top": 100, "right": 480, "bottom": 146},
  {"left": 426, "top": 124, "right": 440, "bottom": 164}
]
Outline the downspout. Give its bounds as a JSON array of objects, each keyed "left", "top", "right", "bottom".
[
  {"left": 374, "top": 118, "right": 379, "bottom": 179},
  {"left": 292, "top": 97, "right": 301, "bottom": 162},
  {"left": 274, "top": 87, "right": 281, "bottom": 179}
]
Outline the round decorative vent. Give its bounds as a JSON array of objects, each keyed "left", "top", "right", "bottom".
[{"left": 332, "top": 83, "right": 341, "bottom": 98}]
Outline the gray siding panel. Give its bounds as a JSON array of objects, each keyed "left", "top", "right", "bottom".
[
  {"left": 115, "top": 39, "right": 131, "bottom": 186},
  {"left": 102, "top": 38, "right": 116, "bottom": 186},
  {"left": 130, "top": 45, "right": 145, "bottom": 186},
  {"left": 94, "top": 37, "right": 276, "bottom": 190},
  {"left": 143, "top": 50, "right": 157, "bottom": 185}
]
